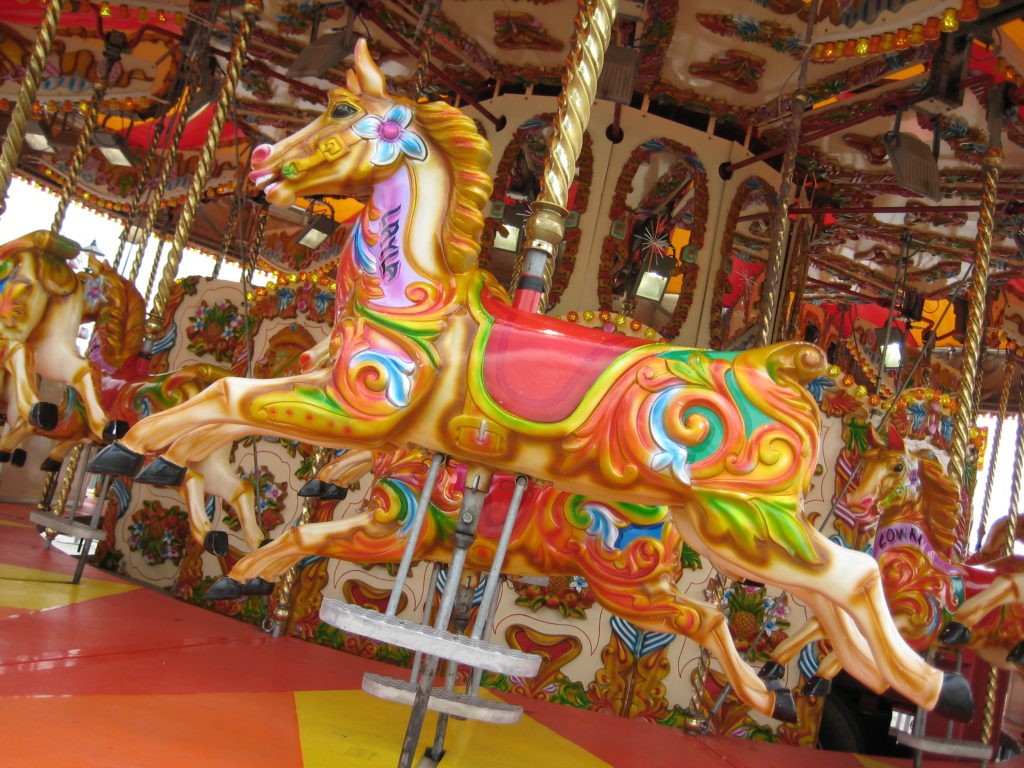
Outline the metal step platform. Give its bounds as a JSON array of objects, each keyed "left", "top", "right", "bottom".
[
  {"left": 29, "top": 511, "right": 106, "bottom": 540},
  {"left": 319, "top": 599, "right": 540, "bottom": 678},
  {"left": 362, "top": 673, "right": 523, "bottom": 724},
  {"left": 889, "top": 710, "right": 993, "bottom": 760}
]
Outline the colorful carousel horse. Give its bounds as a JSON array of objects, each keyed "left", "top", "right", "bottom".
[
  {"left": 769, "top": 429, "right": 1024, "bottom": 693},
  {"left": 0, "top": 237, "right": 266, "bottom": 552},
  {"left": 208, "top": 447, "right": 722, "bottom": 644},
  {"left": 0, "top": 231, "right": 117, "bottom": 451},
  {"left": 89, "top": 40, "right": 971, "bottom": 722}
]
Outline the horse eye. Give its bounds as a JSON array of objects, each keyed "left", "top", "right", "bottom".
[
  {"left": 893, "top": 463, "right": 904, "bottom": 473},
  {"left": 331, "top": 103, "right": 358, "bottom": 119}
]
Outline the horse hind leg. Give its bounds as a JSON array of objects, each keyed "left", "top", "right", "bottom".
[
  {"left": 196, "top": 446, "right": 264, "bottom": 552},
  {"left": 584, "top": 574, "right": 794, "bottom": 721}
]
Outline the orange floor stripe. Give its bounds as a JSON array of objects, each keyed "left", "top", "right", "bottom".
[{"left": 0, "top": 692, "right": 303, "bottom": 768}]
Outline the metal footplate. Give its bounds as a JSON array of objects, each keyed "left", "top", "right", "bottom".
[
  {"left": 320, "top": 599, "right": 540, "bottom": 677},
  {"left": 29, "top": 511, "right": 106, "bottom": 540},
  {"left": 362, "top": 673, "right": 523, "bottom": 724},
  {"left": 890, "top": 712, "right": 992, "bottom": 759}
]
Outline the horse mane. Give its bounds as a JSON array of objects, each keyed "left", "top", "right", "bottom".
[
  {"left": 914, "top": 450, "right": 961, "bottom": 557},
  {"left": 413, "top": 100, "right": 493, "bottom": 274},
  {"left": 86, "top": 258, "right": 146, "bottom": 370}
]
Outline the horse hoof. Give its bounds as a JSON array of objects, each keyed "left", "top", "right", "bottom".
[
  {"left": 803, "top": 676, "right": 832, "bottom": 698},
  {"left": 89, "top": 442, "right": 144, "bottom": 476},
  {"left": 10, "top": 449, "right": 26, "bottom": 467},
  {"left": 135, "top": 457, "right": 186, "bottom": 486},
  {"left": 204, "top": 531, "right": 229, "bottom": 558},
  {"left": 205, "top": 577, "right": 243, "bottom": 600},
  {"left": 320, "top": 483, "right": 348, "bottom": 500},
  {"left": 102, "top": 419, "right": 130, "bottom": 443},
  {"left": 758, "top": 661, "right": 785, "bottom": 680},
  {"left": 40, "top": 457, "right": 63, "bottom": 472},
  {"left": 771, "top": 689, "right": 798, "bottom": 723},
  {"left": 29, "top": 402, "right": 59, "bottom": 431},
  {"left": 1008, "top": 640, "right": 1024, "bottom": 665},
  {"left": 0, "top": 451, "right": 10, "bottom": 463},
  {"left": 298, "top": 478, "right": 326, "bottom": 497},
  {"left": 933, "top": 672, "right": 973, "bottom": 722},
  {"left": 939, "top": 621, "right": 973, "bottom": 646},
  {"left": 242, "top": 578, "right": 275, "bottom": 596}
]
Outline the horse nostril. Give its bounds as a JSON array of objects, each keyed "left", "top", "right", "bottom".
[{"left": 251, "top": 144, "right": 273, "bottom": 165}]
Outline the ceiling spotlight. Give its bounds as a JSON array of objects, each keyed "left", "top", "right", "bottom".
[
  {"left": 297, "top": 213, "right": 340, "bottom": 249},
  {"left": 94, "top": 131, "right": 135, "bottom": 167},
  {"left": 25, "top": 120, "right": 54, "bottom": 153}
]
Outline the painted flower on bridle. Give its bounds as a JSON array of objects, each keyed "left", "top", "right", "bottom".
[{"left": 352, "top": 105, "right": 427, "bottom": 166}]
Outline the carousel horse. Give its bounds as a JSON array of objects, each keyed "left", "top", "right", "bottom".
[
  {"left": 0, "top": 239, "right": 266, "bottom": 551},
  {"left": 207, "top": 447, "right": 723, "bottom": 650},
  {"left": 768, "top": 430, "right": 1024, "bottom": 695},
  {"left": 89, "top": 39, "right": 971, "bottom": 722},
  {"left": 0, "top": 231, "right": 118, "bottom": 450}
]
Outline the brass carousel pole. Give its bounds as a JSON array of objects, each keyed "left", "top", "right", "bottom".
[
  {"left": 974, "top": 353, "right": 1018, "bottom": 551},
  {"left": 126, "top": 100, "right": 194, "bottom": 284},
  {"left": 978, "top": 399, "right": 1023, "bottom": 767},
  {"left": 755, "top": 0, "right": 817, "bottom": 348},
  {"left": 685, "top": 0, "right": 818, "bottom": 731},
  {"left": 50, "top": 33, "right": 126, "bottom": 235},
  {"left": 0, "top": 0, "right": 63, "bottom": 212},
  {"left": 515, "top": 0, "right": 614, "bottom": 313},
  {"left": 112, "top": 122, "right": 167, "bottom": 273},
  {"left": 271, "top": 446, "right": 327, "bottom": 638},
  {"left": 144, "top": 2, "right": 261, "bottom": 342},
  {"left": 949, "top": 85, "right": 1006, "bottom": 546}
]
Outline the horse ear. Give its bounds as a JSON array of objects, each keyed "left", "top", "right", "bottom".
[
  {"left": 865, "top": 426, "right": 883, "bottom": 449},
  {"left": 886, "top": 425, "right": 905, "bottom": 452},
  {"left": 345, "top": 69, "right": 361, "bottom": 96},
  {"left": 353, "top": 37, "right": 386, "bottom": 97}
]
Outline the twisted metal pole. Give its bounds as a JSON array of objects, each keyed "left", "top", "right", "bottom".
[
  {"left": 978, "top": 404, "right": 1024, "bottom": 766},
  {"left": 145, "top": 3, "right": 260, "bottom": 339},
  {"left": 127, "top": 106, "right": 191, "bottom": 284},
  {"left": 211, "top": 202, "right": 240, "bottom": 279},
  {"left": 974, "top": 354, "right": 1018, "bottom": 551},
  {"left": 112, "top": 121, "right": 166, "bottom": 272},
  {"left": 50, "top": 37, "right": 124, "bottom": 235},
  {"left": 515, "top": 0, "right": 613, "bottom": 313},
  {"left": 756, "top": 0, "right": 817, "bottom": 347},
  {"left": 0, "top": 0, "right": 63, "bottom": 212},
  {"left": 271, "top": 446, "right": 328, "bottom": 638},
  {"left": 949, "top": 145, "right": 1002, "bottom": 537}
]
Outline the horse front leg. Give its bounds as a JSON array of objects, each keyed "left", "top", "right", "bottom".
[{"left": 206, "top": 511, "right": 404, "bottom": 599}]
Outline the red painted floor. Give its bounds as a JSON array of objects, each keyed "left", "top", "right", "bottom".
[{"left": 1, "top": 501, "right": 1021, "bottom": 768}]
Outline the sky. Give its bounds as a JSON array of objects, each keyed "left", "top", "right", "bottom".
[{"left": 0, "top": 175, "right": 269, "bottom": 290}]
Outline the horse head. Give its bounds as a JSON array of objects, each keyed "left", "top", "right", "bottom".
[
  {"left": 250, "top": 38, "right": 433, "bottom": 206},
  {"left": 249, "top": 39, "right": 491, "bottom": 275},
  {"left": 846, "top": 447, "right": 921, "bottom": 526}
]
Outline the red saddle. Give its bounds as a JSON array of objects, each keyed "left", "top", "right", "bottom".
[{"left": 479, "top": 292, "right": 647, "bottom": 424}]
